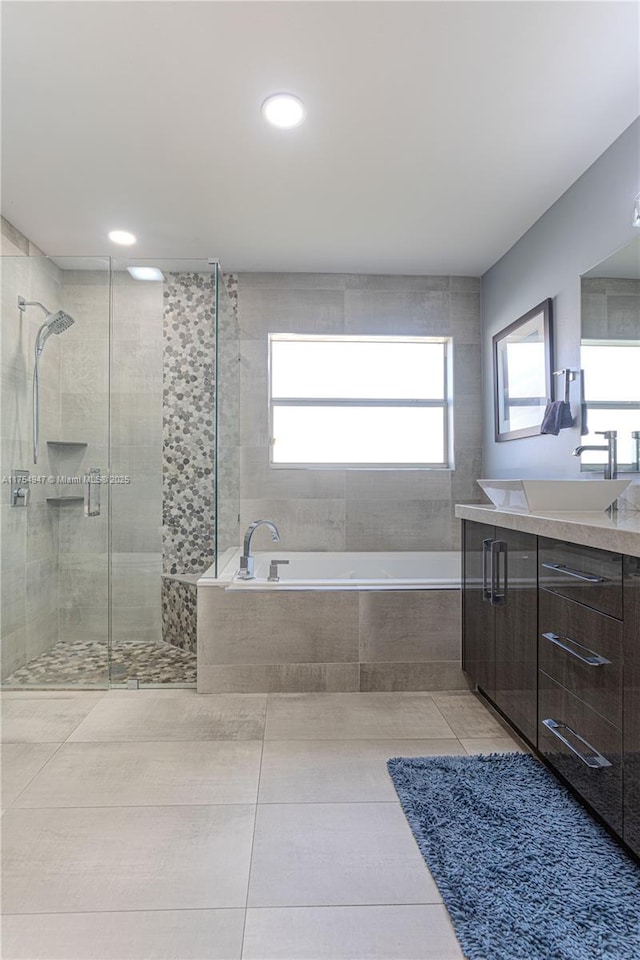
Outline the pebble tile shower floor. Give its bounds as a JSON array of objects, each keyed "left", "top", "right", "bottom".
[
  {"left": 1, "top": 689, "right": 525, "bottom": 959},
  {"left": 3, "top": 639, "right": 196, "bottom": 686}
]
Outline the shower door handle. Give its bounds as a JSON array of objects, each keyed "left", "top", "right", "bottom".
[{"left": 84, "top": 468, "right": 101, "bottom": 518}]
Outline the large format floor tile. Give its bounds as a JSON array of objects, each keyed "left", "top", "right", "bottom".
[
  {"left": 431, "top": 691, "right": 508, "bottom": 738},
  {"left": 1, "top": 909, "right": 245, "bottom": 960},
  {"left": 248, "top": 802, "right": 441, "bottom": 907},
  {"left": 68, "top": 693, "right": 267, "bottom": 741},
  {"left": 461, "top": 736, "right": 526, "bottom": 755},
  {"left": 2, "top": 804, "right": 255, "bottom": 913},
  {"left": 13, "top": 740, "right": 263, "bottom": 807},
  {"left": 265, "top": 693, "right": 455, "bottom": 740},
  {"left": 243, "top": 905, "right": 464, "bottom": 960},
  {"left": 1, "top": 699, "right": 100, "bottom": 742},
  {"left": 1, "top": 743, "right": 61, "bottom": 807},
  {"left": 259, "top": 738, "right": 464, "bottom": 803}
]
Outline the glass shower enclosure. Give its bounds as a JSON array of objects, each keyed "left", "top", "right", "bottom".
[{"left": 1, "top": 254, "right": 238, "bottom": 688}]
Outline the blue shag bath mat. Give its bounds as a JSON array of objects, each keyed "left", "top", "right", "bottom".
[{"left": 387, "top": 753, "right": 640, "bottom": 960}]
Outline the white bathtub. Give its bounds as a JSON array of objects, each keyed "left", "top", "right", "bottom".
[{"left": 201, "top": 550, "right": 460, "bottom": 590}]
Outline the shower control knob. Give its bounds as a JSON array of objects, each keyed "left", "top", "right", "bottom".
[{"left": 11, "top": 470, "right": 30, "bottom": 508}]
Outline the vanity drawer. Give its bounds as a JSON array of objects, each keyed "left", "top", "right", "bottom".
[
  {"left": 538, "top": 538, "right": 623, "bottom": 620},
  {"left": 538, "top": 590, "right": 622, "bottom": 728},
  {"left": 538, "top": 672, "right": 623, "bottom": 834}
]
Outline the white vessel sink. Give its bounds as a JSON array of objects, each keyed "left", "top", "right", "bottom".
[{"left": 477, "top": 478, "right": 631, "bottom": 513}]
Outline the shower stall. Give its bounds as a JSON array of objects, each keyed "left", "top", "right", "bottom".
[{"left": 0, "top": 253, "right": 239, "bottom": 688}]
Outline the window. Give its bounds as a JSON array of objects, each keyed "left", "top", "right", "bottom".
[
  {"left": 581, "top": 340, "right": 640, "bottom": 469},
  {"left": 269, "top": 334, "right": 452, "bottom": 467}
]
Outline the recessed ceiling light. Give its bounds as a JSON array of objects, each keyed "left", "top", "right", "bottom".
[
  {"left": 108, "top": 230, "right": 136, "bottom": 246},
  {"left": 127, "top": 266, "right": 164, "bottom": 282},
  {"left": 261, "top": 94, "right": 305, "bottom": 129}
]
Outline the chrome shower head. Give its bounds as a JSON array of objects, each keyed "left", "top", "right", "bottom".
[
  {"left": 18, "top": 298, "right": 76, "bottom": 354},
  {"left": 43, "top": 310, "right": 75, "bottom": 335}
]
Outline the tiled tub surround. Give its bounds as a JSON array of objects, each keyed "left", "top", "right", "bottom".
[
  {"left": 236, "top": 272, "right": 483, "bottom": 554},
  {"left": 161, "top": 576, "right": 197, "bottom": 653},
  {"left": 197, "top": 552, "right": 466, "bottom": 694}
]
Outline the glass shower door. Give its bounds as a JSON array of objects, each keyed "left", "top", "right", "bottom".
[{"left": 1, "top": 255, "right": 111, "bottom": 688}]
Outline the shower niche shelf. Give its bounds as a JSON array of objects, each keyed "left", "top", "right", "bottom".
[
  {"left": 46, "top": 441, "right": 87, "bottom": 449},
  {"left": 46, "top": 496, "right": 84, "bottom": 505}
]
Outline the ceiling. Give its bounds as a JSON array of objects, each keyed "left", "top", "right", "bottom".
[{"left": 2, "top": 1, "right": 639, "bottom": 275}]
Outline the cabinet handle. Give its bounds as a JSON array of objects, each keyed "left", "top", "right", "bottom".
[
  {"left": 541, "top": 718, "right": 612, "bottom": 769},
  {"left": 491, "top": 540, "right": 508, "bottom": 606},
  {"left": 542, "top": 632, "right": 611, "bottom": 667},
  {"left": 540, "top": 562, "right": 608, "bottom": 584},
  {"left": 482, "top": 538, "right": 494, "bottom": 602}
]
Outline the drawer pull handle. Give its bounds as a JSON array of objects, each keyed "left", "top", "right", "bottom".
[
  {"left": 542, "top": 632, "right": 611, "bottom": 667},
  {"left": 491, "top": 540, "right": 508, "bottom": 607},
  {"left": 482, "top": 538, "right": 494, "bottom": 602},
  {"left": 540, "top": 562, "right": 608, "bottom": 584},
  {"left": 541, "top": 718, "right": 612, "bottom": 769}
]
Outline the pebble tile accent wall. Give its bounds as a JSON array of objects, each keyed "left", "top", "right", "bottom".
[
  {"left": 161, "top": 577, "right": 198, "bottom": 654},
  {"left": 162, "top": 273, "right": 216, "bottom": 576}
]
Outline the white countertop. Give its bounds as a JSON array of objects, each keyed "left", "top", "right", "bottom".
[{"left": 455, "top": 503, "right": 640, "bottom": 559}]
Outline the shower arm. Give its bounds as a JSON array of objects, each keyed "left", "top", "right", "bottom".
[{"left": 18, "top": 297, "right": 49, "bottom": 317}]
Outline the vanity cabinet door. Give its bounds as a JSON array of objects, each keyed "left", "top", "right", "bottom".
[
  {"left": 462, "top": 520, "right": 496, "bottom": 698},
  {"left": 623, "top": 555, "right": 640, "bottom": 858},
  {"left": 493, "top": 530, "right": 538, "bottom": 745}
]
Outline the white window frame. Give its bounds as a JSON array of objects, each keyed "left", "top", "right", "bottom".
[
  {"left": 580, "top": 339, "right": 640, "bottom": 471},
  {"left": 268, "top": 333, "right": 453, "bottom": 470}
]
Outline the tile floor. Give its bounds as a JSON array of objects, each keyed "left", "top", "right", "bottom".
[
  {"left": 1, "top": 689, "right": 525, "bottom": 960},
  {"left": 2, "top": 638, "right": 197, "bottom": 686}
]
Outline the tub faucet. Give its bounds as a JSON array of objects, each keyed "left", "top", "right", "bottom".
[
  {"left": 238, "top": 520, "right": 280, "bottom": 579},
  {"left": 572, "top": 430, "right": 618, "bottom": 480}
]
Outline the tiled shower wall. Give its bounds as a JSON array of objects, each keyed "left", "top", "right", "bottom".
[
  {"left": 1, "top": 219, "right": 63, "bottom": 678},
  {"left": 237, "top": 272, "right": 483, "bottom": 552}
]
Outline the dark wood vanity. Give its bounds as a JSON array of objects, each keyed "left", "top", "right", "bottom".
[{"left": 459, "top": 509, "right": 640, "bottom": 858}]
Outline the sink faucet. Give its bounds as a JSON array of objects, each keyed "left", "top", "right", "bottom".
[
  {"left": 572, "top": 430, "right": 618, "bottom": 480},
  {"left": 238, "top": 520, "right": 280, "bottom": 579}
]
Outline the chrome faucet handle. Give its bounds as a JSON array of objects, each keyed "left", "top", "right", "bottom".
[
  {"left": 595, "top": 430, "right": 617, "bottom": 438},
  {"left": 268, "top": 559, "right": 289, "bottom": 582}
]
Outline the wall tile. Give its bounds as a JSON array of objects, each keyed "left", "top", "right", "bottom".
[
  {"left": 1, "top": 626, "right": 27, "bottom": 680},
  {"left": 239, "top": 273, "right": 347, "bottom": 291},
  {"left": 345, "top": 470, "right": 450, "bottom": 502},
  {"left": 198, "top": 662, "right": 360, "bottom": 694},
  {"left": 26, "top": 610, "right": 59, "bottom": 661},
  {"left": 239, "top": 288, "right": 345, "bottom": 340},
  {"left": 345, "top": 274, "right": 449, "bottom": 292},
  {"left": 25, "top": 558, "right": 57, "bottom": 625},
  {"left": 162, "top": 272, "right": 215, "bottom": 576},
  {"left": 59, "top": 606, "right": 109, "bottom": 644},
  {"left": 240, "top": 499, "right": 346, "bottom": 552},
  {"left": 345, "top": 499, "right": 453, "bottom": 551},
  {"left": 450, "top": 276, "right": 480, "bottom": 293},
  {"left": 359, "top": 661, "right": 469, "bottom": 692},
  {"left": 199, "top": 588, "right": 359, "bottom": 666},
  {"left": 344, "top": 290, "right": 449, "bottom": 336},
  {"left": 241, "top": 447, "right": 345, "bottom": 501},
  {"left": 450, "top": 291, "right": 481, "bottom": 343}
]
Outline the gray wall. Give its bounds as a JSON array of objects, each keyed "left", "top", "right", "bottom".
[
  {"left": 237, "top": 272, "right": 482, "bottom": 552},
  {"left": 481, "top": 118, "right": 640, "bottom": 479}
]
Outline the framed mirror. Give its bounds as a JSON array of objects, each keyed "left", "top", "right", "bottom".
[
  {"left": 580, "top": 236, "right": 640, "bottom": 472},
  {"left": 493, "top": 298, "right": 553, "bottom": 441}
]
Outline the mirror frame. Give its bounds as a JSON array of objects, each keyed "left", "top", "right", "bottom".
[{"left": 493, "top": 298, "right": 553, "bottom": 442}]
